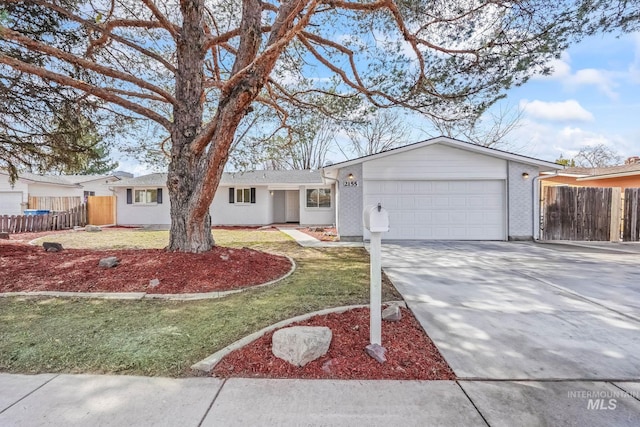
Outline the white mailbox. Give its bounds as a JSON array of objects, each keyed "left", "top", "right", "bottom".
[
  {"left": 363, "top": 203, "right": 389, "bottom": 355},
  {"left": 363, "top": 204, "right": 389, "bottom": 233}
]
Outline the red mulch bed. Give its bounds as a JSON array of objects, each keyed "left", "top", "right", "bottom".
[
  {"left": 0, "top": 242, "right": 292, "bottom": 294},
  {"left": 212, "top": 306, "right": 456, "bottom": 380}
]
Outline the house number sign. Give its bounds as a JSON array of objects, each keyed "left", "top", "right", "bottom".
[{"left": 344, "top": 181, "right": 359, "bottom": 187}]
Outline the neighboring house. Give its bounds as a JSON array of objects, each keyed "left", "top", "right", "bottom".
[
  {"left": 322, "top": 136, "right": 562, "bottom": 241},
  {"left": 0, "top": 171, "right": 121, "bottom": 215},
  {"left": 541, "top": 157, "right": 640, "bottom": 189},
  {"left": 110, "top": 170, "right": 335, "bottom": 227}
]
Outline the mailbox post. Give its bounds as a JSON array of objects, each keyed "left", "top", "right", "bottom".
[{"left": 363, "top": 203, "right": 389, "bottom": 359}]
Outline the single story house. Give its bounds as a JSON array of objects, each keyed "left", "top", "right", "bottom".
[
  {"left": 111, "top": 136, "right": 563, "bottom": 241},
  {"left": 323, "top": 136, "right": 562, "bottom": 241},
  {"left": 110, "top": 170, "right": 335, "bottom": 227},
  {"left": 540, "top": 157, "right": 640, "bottom": 189},
  {"left": 0, "top": 171, "right": 123, "bottom": 215}
]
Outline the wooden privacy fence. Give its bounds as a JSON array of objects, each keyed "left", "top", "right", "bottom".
[
  {"left": 623, "top": 188, "right": 640, "bottom": 241},
  {"left": 87, "top": 196, "right": 115, "bottom": 226},
  {"left": 542, "top": 186, "right": 640, "bottom": 241},
  {"left": 542, "top": 186, "right": 616, "bottom": 241},
  {"left": 0, "top": 204, "right": 87, "bottom": 233},
  {"left": 28, "top": 196, "right": 82, "bottom": 211}
]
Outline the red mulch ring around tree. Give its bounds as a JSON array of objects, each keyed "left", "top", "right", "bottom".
[
  {"left": 0, "top": 242, "right": 292, "bottom": 294},
  {"left": 212, "top": 306, "right": 456, "bottom": 380}
]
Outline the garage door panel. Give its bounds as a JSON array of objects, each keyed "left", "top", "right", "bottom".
[
  {"left": 449, "top": 196, "right": 467, "bottom": 208},
  {"left": 484, "top": 196, "right": 504, "bottom": 209},
  {"left": 400, "top": 196, "right": 415, "bottom": 209},
  {"left": 433, "top": 198, "right": 449, "bottom": 209},
  {"left": 415, "top": 196, "right": 431, "bottom": 209},
  {"left": 433, "top": 182, "right": 449, "bottom": 193},
  {"left": 400, "top": 182, "right": 417, "bottom": 193},
  {"left": 0, "top": 192, "right": 23, "bottom": 216},
  {"left": 415, "top": 182, "right": 434, "bottom": 192},
  {"left": 450, "top": 212, "right": 466, "bottom": 223},
  {"left": 448, "top": 181, "right": 470, "bottom": 193},
  {"left": 364, "top": 179, "right": 505, "bottom": 240},
  {"left": 415, "top": 212, "right": 432, "bottom": 223}
]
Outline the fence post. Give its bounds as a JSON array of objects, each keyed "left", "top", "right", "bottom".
[{"left": 610, "top": 188, "right": 622, "bottom": 242}]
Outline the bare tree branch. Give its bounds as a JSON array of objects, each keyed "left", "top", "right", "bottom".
[
  {"left": 6, "top": 0, "right": 177, "bottom": 73},
  {"left": 141, "top": 0, "right": 180, "bottom": 38},
  {"left": 0, "top": 53, "right": 172, "bottom": 129}
]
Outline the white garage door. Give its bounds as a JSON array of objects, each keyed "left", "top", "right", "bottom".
[
  {"left": 364, "top": 180, "right": 506, "bottom": 240},
  {"left": 0, "top": 192, "right": 23, "bottom": 216}
]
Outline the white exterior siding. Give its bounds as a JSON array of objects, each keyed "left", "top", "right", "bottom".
[
  {"left": 363, "top": 144, "right": 507, "bottom": 181},
  {"left": 114, "top": 187, "right": 170, "bottom": 226},
  {"left": 299, "top": 185, "right": 335, "bottom": 226},
  {"left": 115, "top": 183, "right": 335, "bottom": 227},
  {"left": 79, "top": 179, "right": 118, "bottom": 196},
  {"left": 27, "top": 184, "right": 83, "bottom": 198},
  {"left": 210, "top": 186, "right": 274, "bottom": 225}
]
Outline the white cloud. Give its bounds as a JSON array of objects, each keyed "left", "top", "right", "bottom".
[
  {"left": 533, "top": 49, "right": 621, "bottom": 99},
  {"left": 565, "top": 68, "right": 619, "bottom": 100},
  {"left": 520, "top": 99, "right": 594, "bottom": 122},
  {"left": 511, "top": 118, "right": 635, "bottom": 163},
  {"left": 532, "top": 52, "right": 571, "bottom": 81}
]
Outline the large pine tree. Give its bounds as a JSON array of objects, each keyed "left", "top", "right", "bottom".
[{"left": 1, "top": 0, "right": 636, "bottom": 252}]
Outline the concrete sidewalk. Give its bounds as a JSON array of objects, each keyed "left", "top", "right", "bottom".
[{"left": 2, "top": 373, "right": 639, "bottom": 426}]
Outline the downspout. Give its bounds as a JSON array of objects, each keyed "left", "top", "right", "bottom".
[
  {"left": 534, "top": 171, "right": 560, "bottom": 241},
  {"left": 533, "top": 175, "right": 542, "bottom": 241}
]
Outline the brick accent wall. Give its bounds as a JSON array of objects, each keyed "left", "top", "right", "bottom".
[
  {"left": 336, "top": 164, "right": 363, "bottom": 240},
  {"left": 508, "top": 161, "right": 538, "bottom": 240}
]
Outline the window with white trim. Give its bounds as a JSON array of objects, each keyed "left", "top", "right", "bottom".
[
  {"left": 236, "top": 188, "right": 251, "bottom": 204},
  {"left": 228, "top": 187, "right": 256, "bottom": 204},
  {"left": 306, "top": 188, "right": 331, "bottom": 208},
  {"left": 134, "top": 189, "right": 158, "bottom": 204}
]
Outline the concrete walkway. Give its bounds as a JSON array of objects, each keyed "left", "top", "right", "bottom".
[
  {"left": 277, "top": 227, "right": 363, "bottom": 248},
  {"left": 3, "top": 373, "right": 639, "bottom": 426}
]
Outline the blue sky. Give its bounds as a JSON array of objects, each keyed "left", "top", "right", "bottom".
[{"left": 489, "top": 31, "right": 640, "bottom": 163}]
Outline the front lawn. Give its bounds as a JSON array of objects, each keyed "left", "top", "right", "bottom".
[{"left": 0, "top": 229, "right": 400, "bottom": 377}]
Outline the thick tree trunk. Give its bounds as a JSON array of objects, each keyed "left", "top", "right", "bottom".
[
  {"left": 165, "top": 0, "right": 307, "bottom": 252},
  {"left": 167, "top": 0, "right": 213, "bottom": 253}
]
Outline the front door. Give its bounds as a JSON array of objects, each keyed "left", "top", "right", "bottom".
[{"left": 285, "top": 190, "right": 300, "bottom": 223}]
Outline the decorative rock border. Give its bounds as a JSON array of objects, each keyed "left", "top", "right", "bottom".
[
  {"left": 191, "top": 300, "right": 407, "bottom": 373},
  {"left": 0, "top": 255, "right": 296, "bottom": 301}
]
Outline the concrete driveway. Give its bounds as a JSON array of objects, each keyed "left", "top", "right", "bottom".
[{"left": 382, "top": 241, "right": 640, "bottom": 380}]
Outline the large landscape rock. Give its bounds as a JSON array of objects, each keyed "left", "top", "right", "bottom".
[
  {"left": 42, "top": 242, "right": 63, "bottom": 252},
  {"left": 0, "top": 232, "right": 9, "bottom": 240},
  {"left": 272, "top": 326, "right": 332, "bottom": 367},
  {"left": 99, "top": 256, "right": 119, "bottom": 268},
  {"left": 382, "top": 304, "right": 402, "bottom": 322}
]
